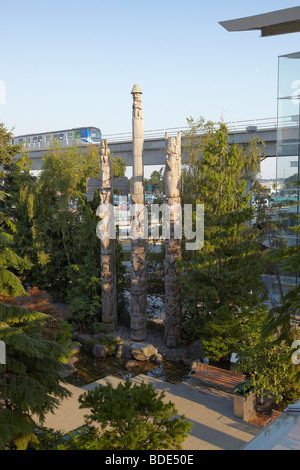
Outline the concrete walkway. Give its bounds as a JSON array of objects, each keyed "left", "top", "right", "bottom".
[{"left": 37, "top": 374, "right": 261, "bottom": 450}]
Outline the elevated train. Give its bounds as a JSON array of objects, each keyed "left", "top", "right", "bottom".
[{"left": 13, "top": 126, "right": 102, "bottom": 151}]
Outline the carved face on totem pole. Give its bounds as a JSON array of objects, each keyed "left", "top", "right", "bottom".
[
  {"left": 100, "top": 140, "right": 111, "bottom": 189},
  {"left": 165, "top": 135, "right": 181, "bottom": 199},
  {"left": 132, "top": 86, "right": 143, "bottom": 119}
]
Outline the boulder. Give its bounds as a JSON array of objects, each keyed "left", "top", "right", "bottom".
[
  {"left": 162, "top": 349, "right": 184, "bottom": 364},
  {"left": 66, "top": 355, "right": 79, "bottom": 366},
  {"left": 149, "top": 353, "right": 163, "bottom": 364},
  {"left": 60, "top": 362, "right": 76, "bottom": 378},
  {"left": 116, "top": 343, "right": 132, "bottom": 359},
  {"left": 92, "top": 344, "right": 109, "bottom": 358},
  {"left": 125, "top": 359, "right": 139, "bottom": 369},
  {"left": 71, "top": 331, "right": 79, "bottom": 341},
  {"left": 185, "top": 340, "right": 203, "bottom": 360},
  {"left": 69, "top": 342, "right": 81, "bottom": 355},
  {"left": 77, "top": 334, "right": 93, "bottom": 346},
  {"left": 182, "top": 357, "right": 198, "bottom": 369},
  {"left": 130, "top": 343, "right": 158, "bottom": 361}
]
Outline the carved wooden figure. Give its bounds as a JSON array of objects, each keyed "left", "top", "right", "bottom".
[
  {"left": 130, "top": 85, "right": 147, "bottom": 341},
  {"left": 164, "top": 132, "right": 182, "bottom": 347},
  {"left": 98, "top": 139, "right": 117, "bottom": 332}
]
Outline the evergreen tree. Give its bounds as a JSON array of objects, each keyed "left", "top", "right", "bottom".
[
  {"left": 0, "top": 123, "right": 70, "bottom": 449},
  {"left": 233, "top": 178, "right": 299, "bottom": 406},
  {"left": 1, "top": 153, "right": 37, "bottom": 288},
  {"left": 0, "top": 301, "right": 70, "bottom": 449},
  {"left": 180, "top": 118, "right": 267, "bottom": 361},
  {"left": 63, "top": 378, "right": 192, "bottom": 450},
  {"left": 66, "top": 193, "right": 102, "bottom": 328},
  {"left": 31, "top": 143, "right": 94, "bottom": 298},
  {"left": 0, "top": 124, "right": 29, "bottom": 296}
]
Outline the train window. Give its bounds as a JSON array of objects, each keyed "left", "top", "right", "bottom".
[
  {"left": 33, "top": 137, "right": 38, "bottom": 143},
  {"left": 53, "top": 134, "right": 58, "bottom": 140},
  {"left": 18, "top": 138, "right": 23, "bottom": 144},
  {"left": 75, "top": 131, "right": 81, "bottom": 138},
  {"left": 38, "top": 136, "right": 43, "bottom": 142},
  {"left": 67, "top": 132, "right": 72, "bottom": 139},
  {"left": 46, "top": 135, "right": 51, "bottom": 141},
  {"left": 25, "top": 137, "right": 30, "bottom": 143},
  {"left": 87, "top": 127, "right": 101, "bottom": 141},
  {"left": 59, "top": 133, "right": 64, "bottom": 140}
]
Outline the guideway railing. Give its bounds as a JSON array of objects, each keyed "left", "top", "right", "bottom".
[{"left": 103, "top": 116, "right": 283, "bottom": 143}]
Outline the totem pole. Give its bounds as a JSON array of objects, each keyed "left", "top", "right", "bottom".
[
  {"left": 130, "top": 85, "right": 147, "bottom": 341},
  {"left": 164, "top": 132, "right": 182, "bottom": 347},
  {"left": 96, "top": 139, "right": 117, "bottom": 333}
]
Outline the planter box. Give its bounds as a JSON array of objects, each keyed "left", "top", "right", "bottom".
[{"left": 234, "top": 392, "right": 256, "bottom": 420}]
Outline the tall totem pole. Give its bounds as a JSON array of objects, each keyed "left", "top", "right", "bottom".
[
  {"left": 164, "top": 132, "right": 182, "bottom": 347},
  {"left": 96, "top": 139, "right": 117, "bottom": 333},
  {"left": 130, "top": 84, "right": 147, "bottom": 341}
]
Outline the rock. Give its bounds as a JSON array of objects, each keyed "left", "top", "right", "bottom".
[
  {"left": 182, "top": 357, "right": 199, "bottom": 369},
  {"left": 69, "top": 342, "right": 81, "bottom": 355},
  {"left": 66, "top": 355, "right": 79, "bottom": 366},
  {"left": 162, "top": 349, "right": 184, "bottom": 364},
  {"left": 92, "top": 344, "right": 109, "bottom": 358},
  {"left": 130, "top": 343, "right": 158, "bottom": 361},
  {"left": 93, "top": 333, "right": 104, "bottom": 340},
  {"left": 77, "top": 334, "right": 93, "bottom": 346},
  {"left": 66, "top": 355, "right": 78, "bottom": 366},
  {"left": 125, "top": 359, "right": 139, "bottom": 369},
  {"left": 60, "top": 362, "right": 76, "bottom": 378},
  {"left": 149, "top": 353, "right": 163, "bottom": 364},
  {"left": 116, "top": 343, "right": 132, "bottom": 359},
  {"left": 71, "top": 331, "right": 79, "bottom": 341},
  {"left": 186, "top": 340, "right": 203, "bottom": 360}
]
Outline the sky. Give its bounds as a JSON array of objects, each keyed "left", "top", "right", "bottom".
[{"left": 1, "top": 0, "right": 300, "bottom": 178}]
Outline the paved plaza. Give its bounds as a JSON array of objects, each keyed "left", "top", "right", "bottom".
[{"left": 37, "top": 374, "right": 261, "bottom": 450}]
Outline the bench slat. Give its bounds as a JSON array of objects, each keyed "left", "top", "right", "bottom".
[{"left": 190, "top": 361, "right": 246, "bottom": 390}]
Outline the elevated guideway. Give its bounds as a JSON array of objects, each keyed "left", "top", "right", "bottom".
[{"left": 13, "top": 117, "right": 282, "bottom": 170}]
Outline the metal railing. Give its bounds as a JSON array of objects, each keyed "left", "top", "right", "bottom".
[
  {"left": 18, "top": 115, "right": 300, "bottom": 151},
  {"left": 102, "top": 116, "right": 282, "bottom": 143}
]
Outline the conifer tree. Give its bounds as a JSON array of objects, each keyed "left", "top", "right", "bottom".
[
  {"left": 180, "top": 118, "right": 267, "bottom": 361},
  {"left": 0, "top": 301, "right": 70, "bottom": 449},
  {"left": 0, "top": 124, "right": 29, "bottom": 296},
  {"left": 64, "top": 378, "right": 192, "bottom": 450},
  {"left": 0, "top": 123, "right": 70, "bottom": 449}
]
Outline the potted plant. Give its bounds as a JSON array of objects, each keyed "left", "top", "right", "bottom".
[{"left": 233, "top": 381, "right": 257, "bottom": 420}]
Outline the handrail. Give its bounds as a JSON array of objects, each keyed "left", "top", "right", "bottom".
[
  {"left": 103, "top": 115, "right": 300, "bottom": 143},
  {"left": 102, "top": 117, "right": 282, "bottom": 143},
  {"left": 18, "top": 116, "right": 299, "bottom": 151}
]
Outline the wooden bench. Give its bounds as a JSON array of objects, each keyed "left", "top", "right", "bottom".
[
  {"left": 189, "top": 361, "right": 246, "bottom": 392},
  {"left": 263, "top": 409, "right": 282, "bottom": 428}
]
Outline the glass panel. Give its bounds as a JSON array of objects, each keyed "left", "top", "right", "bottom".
[
  {"left": 276, "top": 52, "right": 300, "bottom": 286},
  {"left": 59, "top": 133, "right": 64, "bottom": 140},
  {"left": 278, "top": 52, "right": 300, "bottom": 99},
  {"left": 87, "top": 127, "right": 101, "bottom": 141},
  {"left": 38, "top": 136, "right": 43, "bottom": 142}
]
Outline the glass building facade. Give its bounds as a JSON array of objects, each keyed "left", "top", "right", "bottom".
[{"left": 276, "top": 52, "right": 300, "bottom": 289}]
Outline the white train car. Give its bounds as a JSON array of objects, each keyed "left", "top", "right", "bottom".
[{"left": 13, "top": 126, "right": 102, "bottom": 151}]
